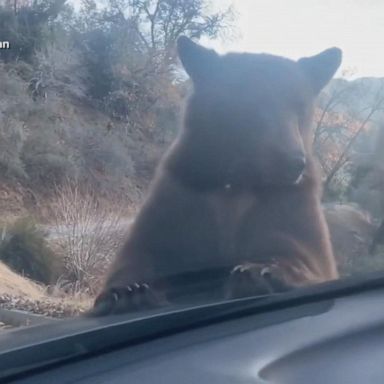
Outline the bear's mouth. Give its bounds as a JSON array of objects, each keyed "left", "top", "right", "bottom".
[
  {"left": 283, "top": 170, "right": 305, "bottom": 186},
  {"left": 223, "top": 165, "right": 305, "bottom": 190},
  {"left": 221, "top": 152, "right": 310, "bottom": 190},
  {"left": 293, "top": 172, "right": 304, "bottom": 185}
]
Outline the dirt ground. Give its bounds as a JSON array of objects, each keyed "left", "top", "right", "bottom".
[{"left": 0, "top": 262, "right": 92, "bottom": 319}]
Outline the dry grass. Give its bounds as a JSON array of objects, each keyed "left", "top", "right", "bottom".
[
  {"left": 0, "top": 261, "right": 44, "bottom": 299},
  {"left": 0, "top": 261, "right": 92, "bottom": 317},
  {"left": 0, "top": 262, "right": 93, "bottom": 317},
  {"left": 49, "top": 180, "right": 128, "bottom": 294}
]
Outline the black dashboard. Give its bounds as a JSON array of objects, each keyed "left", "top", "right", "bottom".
[{"left": 4, "top": 283, "right": 384, "bottom": 384}]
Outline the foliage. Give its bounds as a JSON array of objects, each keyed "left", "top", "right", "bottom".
[
  {"left": 0, "top": 217, "right": 61, "bottom": 284},
  {"left": 0, "top": 0, "right": 234, "bottom": 197},
  {"left": 0, "top": 114, "right": 27, "bottom": 180},
  {"left": 0, "top": 62, "right": 32, "bottom": 180},
  {"left": 0, "top": 0, "right": 66, "bottom": 63},
  {"left": 314, "top": 78, "right": 384, "bottom": 200},
  {"left": 49, "top": 180, "right": 127, "bottom": 293},
  {"left": 76, "top": 0, "right": 233, "bottom": 122}
]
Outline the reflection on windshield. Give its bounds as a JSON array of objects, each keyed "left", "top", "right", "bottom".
[{"left": 0, "top": 0, "right": 384, "bottom": 331}]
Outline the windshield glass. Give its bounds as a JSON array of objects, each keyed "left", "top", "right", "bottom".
[{"left": 0, "top": 0, "right": 383, "bottom": 331}]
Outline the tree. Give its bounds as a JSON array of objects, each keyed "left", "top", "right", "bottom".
[
  {"left": 0, "top": 0, "right": 67, "bottom": 62},
  {"left": 314, "top": 77, "right": 384, "bottom": 199},
  {"left": 104, "top": 0, "right": 233, "bottom": 60},
  {"left": 351, "top": 123, "right": 384, "bottom": 254},
  {"left": 74, "top": 0, "right": 234, "bottom": 153}
]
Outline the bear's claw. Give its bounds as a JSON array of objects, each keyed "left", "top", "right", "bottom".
[
  {"left": 87, "top": 282, "right": 160, "bottom": 317},
  {"left": 227, "top": 262, "right": 290, "bottom": 299}
]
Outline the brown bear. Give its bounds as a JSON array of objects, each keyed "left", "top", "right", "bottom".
[{"left": 90, "top": 37, "right": 341, "bottom": 316}]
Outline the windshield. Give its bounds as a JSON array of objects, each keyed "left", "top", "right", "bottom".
[{"left": 0, "top": 0, "right": 383, "bottom": 332}]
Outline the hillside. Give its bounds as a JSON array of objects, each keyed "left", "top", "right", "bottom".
[
  {"left": 0, "top": 61, "right": 167, "bottom": 219},
  {"left": 0, "top": 0, "right": 237, "bottom": 312},
  {"left": 0, "top": 261, "right": 43, "bottom": 298}
]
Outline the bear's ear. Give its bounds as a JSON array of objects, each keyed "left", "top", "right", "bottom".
[
  {"left": 177, "top": 36, "right": 219, "bottom": 84},
  {"left": 298, "top": 47, "right": 342, "bottom": 94}
]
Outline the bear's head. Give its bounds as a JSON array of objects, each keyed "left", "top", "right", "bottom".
[{"left": 169, "top": 37, "right": 342, "bottom": 191}]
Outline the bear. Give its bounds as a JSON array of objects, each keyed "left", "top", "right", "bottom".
[{"left": 89, "top": 36, "right": 342, "bottom": 316}]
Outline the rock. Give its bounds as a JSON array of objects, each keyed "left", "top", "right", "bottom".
[{"left": 324, "top": 203, "right": 378, "bottom": 275}]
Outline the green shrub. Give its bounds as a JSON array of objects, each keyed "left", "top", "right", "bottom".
[{"left": 0, "top": 218, "right": 62, "bottom": 284}]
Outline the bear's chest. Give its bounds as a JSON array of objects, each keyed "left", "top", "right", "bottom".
[
  {"left": 206, "top": 188, "right": 260, "bottom": 259},
  {"left": 205, "top": 186, "right": 294, "bottom": 263},
  {"left": 208, "top": 187, "right": 254, "bottom": 227}
]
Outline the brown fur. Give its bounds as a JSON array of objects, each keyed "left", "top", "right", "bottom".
[{"left": 91, "top": 37, "right": 341, "bottom": 315}]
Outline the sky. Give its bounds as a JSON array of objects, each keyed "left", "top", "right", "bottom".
[{"left": 201, "top": 0, "right": 384, "bottom": 78}]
